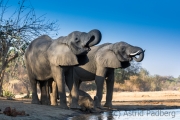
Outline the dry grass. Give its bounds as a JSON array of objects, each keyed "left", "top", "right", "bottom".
[{"left": 87, "top": 90, "right": 180, "bottom": 102}]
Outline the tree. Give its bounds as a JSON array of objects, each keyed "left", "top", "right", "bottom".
[
  {"left": 0, "top": 0, "right": 59, "bottom": 95},
  {"left": 138, "top": 68, "right": 149, "bottom": 80},
  {"left": 11, "top": 57, "right": 31, "bottom": 97},
  {"left": 115, "top": 60, "right": 141, "bottom": 83}
]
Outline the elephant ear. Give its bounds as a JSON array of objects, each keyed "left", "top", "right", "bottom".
[
  {"left": 48, "top": 44, "right": 78, "bottom": 66},
  {"left": 96, "top": 50, "right": 121, "bottom": 68}
]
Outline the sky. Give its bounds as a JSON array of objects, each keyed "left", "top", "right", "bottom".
[{"left": 6, "top": 0, "right": 180, "bottom": 78}]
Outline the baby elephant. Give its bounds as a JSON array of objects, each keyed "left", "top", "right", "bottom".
[
  {"left": 49, "top": 81, "right": 98, "bottom": 112},
  {"left": 68, "top": 90, "right": 97, "bottom": 113}
]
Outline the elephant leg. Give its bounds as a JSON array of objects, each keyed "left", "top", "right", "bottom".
[
  {"left": 29, "top": 76, "right": 40, "bottom": 104},
  {"left": 73, "top": 72, "right": 82, "bottom": 89},
  {"left": 50, "top": 81, "right": 58, "bottom": 105},
  {"left": 39, "top": 81, "right": 50, "bottom": 105},
  {"left": 51, "top": 65, "right": 68, "bottom": 109},
  {"left": 94, "top": 67, "right": 107, "bottom": 108},
  {"left": 48, "top": 79, "right": 57, "bottom": 105},
  {"left": 77, "top": 80, "right": 82, "bottom": 89},
  {"left": 104, "top": 69, "right": 114, "bottom": 108},
  {"left": 65, "top": 67, "right": 80, "bottom": 109},
  {"left": 46, "top": 80, "right": 50, "bottom": 101}
]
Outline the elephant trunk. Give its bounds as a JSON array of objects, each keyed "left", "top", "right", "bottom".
[
  {"left": 129, "top": 47, "right": 145, "bottom": 62},
  {"left": 86, "top": 29, "right": 102, "bottom": 47}
]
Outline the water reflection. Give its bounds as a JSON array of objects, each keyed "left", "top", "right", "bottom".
[{"left": 68, "top": 109, "right": 180, "bottom": 120}]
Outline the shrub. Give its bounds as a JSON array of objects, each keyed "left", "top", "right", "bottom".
[{"left": 3, "top": 90, "right": 15, "bottom": 99}]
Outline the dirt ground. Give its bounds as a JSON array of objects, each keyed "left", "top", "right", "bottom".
[{"left": 0, "top": 91, "right": 180, "bottom": 120}]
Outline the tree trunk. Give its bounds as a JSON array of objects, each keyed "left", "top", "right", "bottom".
[
  {"left": 23, "top": 82, "right": 30, "bottom": 98},
  {"left": 26, "top": 88, "right": 30, "bottom": 98},
  {"left": 0, "top": 67, "right": 6, "bottom": 96},
  {"left": 0, "top": 53, "right": 18, "bottom": 96}
]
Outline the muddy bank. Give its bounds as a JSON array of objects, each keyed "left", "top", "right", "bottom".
[
  {"left": 0, "top": 91, "right": 180, "bottom": 120},
  {"left": 0, "top": 98, "right": 81, "bottom": 120},
  {"left": 1, "top": 98, "right": 180, "bottom": 120}
]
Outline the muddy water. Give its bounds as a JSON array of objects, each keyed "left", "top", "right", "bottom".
[{"left": 67, "top": 109, "right": 180, "bottom": 120}]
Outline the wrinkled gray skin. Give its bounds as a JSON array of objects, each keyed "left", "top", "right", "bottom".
[
  {"left": 73, "top": 42, "right": 145, "bottom": 108},
  {"left": 25, "top": 29, "right": 102, "bottom": 109}
]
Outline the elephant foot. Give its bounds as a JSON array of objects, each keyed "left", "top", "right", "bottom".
[
  {"left": 103, "top": 102, "right": 113, "bottom": 109},
  {"left": 31, "top": 99, "right": 40, "bottom": 104},
  {"left": 93, "top": 108, "right": 103, "bottom": 113},
  {"left": 94, "top": 96, "right": 102, "bottom": 109},
  {"left": 50, "top": 93, "right": 57, "bottom": 106},
  {"left": 69, "top": 103, "right": 81, "bottom": 109},
  {"left": 31, "top": 94, "right": 40, "bottom": 104},
  {"left": 96, "top": 106, "right": 103, "bottom": 109},
  {"left": 40, "top": 100, "right": 51, "bottom": 105},
  {"left": 59, "top": 104, "right": 69, "bottom": 109},
  {"left": 90, "top": 108, "right": 100, "bottom": 113},
  {"left": 51, "top": 102, "right": 58, "bottom": 106},
  {"left": 40, "top": 96, "right": 51, "bottom": 105}
]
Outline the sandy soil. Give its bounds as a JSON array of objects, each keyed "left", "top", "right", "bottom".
[{"left": 0, "top": 91, "right": 180, "bottom": 120}]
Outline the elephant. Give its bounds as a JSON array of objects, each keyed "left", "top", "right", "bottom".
[
  {"left": 48, "top": 80, "right": 98, "bottom": 112},
  {"left": 68, "top": 89, "right": 96, "bottom": 113},
  {"left": 24, "top": 29, "right": 102, "bottom": 109},
  {"left": 73, "top": 42, "right": 145, "bottom": 108}
]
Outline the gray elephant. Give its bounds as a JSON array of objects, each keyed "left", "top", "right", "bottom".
[
  {"left": 49, "top": 80, "right": 96, "bottom": 112},
  {"left": 25, "top": 29, "right": 102, "bottom": 109},
  {"left": 68, "top": 89, "right": 96, "bottom": 113},
  {"left": 73, "top": 42, "right": 145, "bottom": 108}
]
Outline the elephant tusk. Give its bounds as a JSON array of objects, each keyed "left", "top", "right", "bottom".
[{"left": 129, "top": 50, "right": 140, "bottom": 56}]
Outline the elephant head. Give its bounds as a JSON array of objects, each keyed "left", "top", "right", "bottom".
[
  {"left": 58, "top": 29, "right": 101, "bottom": 55},
  {"left": 111, "top": 42, "right": 145, "bottom": 62},
  {"left": 96, "top": 42, "right": 145, "bottom": 68},
  {"left": 48, "top": 29, "right": 102, "bottom": 66}
]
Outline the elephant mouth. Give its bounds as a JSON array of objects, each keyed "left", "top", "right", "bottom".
[
  {"left": 71, "top": 42, "right": 91, "bottom": 55},
  {"left": 129, "top": 52, "right": 139, "bottom": 61},
  {"left": 84, "top": 44, "right": 91, "bottom": 51},
  {"left": 129, "top": 50, "right": 145, "bottom": 62},
  {"left": 77, "top": 41, "right": 92, "bottom": 55},
  {"left": 129, "top": 50, "right": 140, "bottom": 56}
]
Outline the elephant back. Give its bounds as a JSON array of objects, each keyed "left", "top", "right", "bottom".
[
  {"left": 87, "top": 43, "right": 111, "bottom": 58},
  {"left": 26, "top": 35, "right": 52, "bottom": 53},
  {"left": 90, "top": 43, "right": 111, "bottom": 53}
]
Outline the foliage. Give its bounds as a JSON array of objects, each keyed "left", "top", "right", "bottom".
[
  {"left": 0, "top": 0, "right": 58, "bottom": 59},
  {"left": 3, "top": 90, "right": 15, "bottom": 98},
  {"left": 0, "top": 0, "right": 59, "bottom": 95},
  {"left": 115, "top": 60, "right": 141, "bottom": 83},
  {"left": 113, "top": 68, "right": 180, "bottom": 92},
  {"left": 3, "top": 56, "right": 31, "bottom": 96},
  {"left": 80, "top": 63, "right": 180, "bottom": 92},
  {"left": 80, "top": 81, "right": 97, "bottom": 91}
]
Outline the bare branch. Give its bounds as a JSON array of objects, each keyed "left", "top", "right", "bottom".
[
  {"left": 7, "top": 52, "right": 18, "bottom": 63},
  {"left": 0, "top": 0, "right": 60, "bottom": 95}
]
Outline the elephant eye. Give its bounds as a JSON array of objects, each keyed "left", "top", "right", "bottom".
[
  {"left": 121, "top": 47, "right": 125, "bottom": 52},
  {"left": 75, "top": 37, "right": 80, "bottom": 43}
]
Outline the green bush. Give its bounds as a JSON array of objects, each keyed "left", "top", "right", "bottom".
[{"left": 3, "top": 90, "right": 15, "bottom": 99}]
